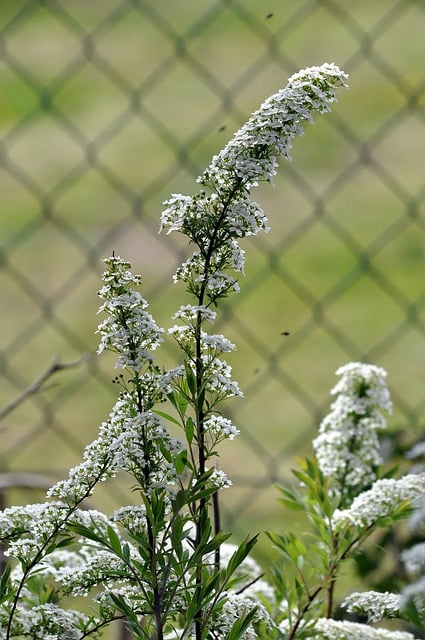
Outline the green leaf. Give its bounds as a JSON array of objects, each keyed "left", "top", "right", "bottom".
[
  {"left": 188, "top": 531, "right": 232, "bottom": 567},
  {"left": 45, "top": 535, "right": 76, "bottom": 554},
  {"left": 0, "top": 564, "right": 13, "bottom": 605},
  {"left": 69, "top": 523, "right": 104, "bottom": 545},
  {"left": 54, "top": 536, "right": 76, "bottom": 549},
  {"left": 197, "top": 386, "right": 206, "bottom": 413},
  {"left": 153, "top": 408, "right": 181, "bottom": 427},
  {"left": 122, "top": 542, "right": 131, "bottom": 563},
  {"left": 107, "top": 525, "right": 122, "bottom": 555},
  {"left": 225, "top": 534, "right": 259, "bottom": 579},
  {"left": 174, "top": 449, "right": 190, "bottom": 475},
  {"left": 185, "top": 416, "right": 195, "bottom": 444},
  {"left": 277, "top": 485, "right": 305, "bottom": 511},
  {"left": 172, "top": 489, "right": 189, "bottom": 513},
  {"left": 110, "top": 592, "right": 133, "bottom": 617},
  {"left": 292, "top": 468, "right": 315, "bottom": 492},
  {"left": 168, "top": 388, "right": 188, "bottom": 417},
  {"left": 190, "top": 486, "right": 219, "bottom": 503},
  {"left": 226, "top": 606, "right": 258, "bottom": 640},
  {"left": 185, "top": 363, "right": 197, "bottom": 397}
]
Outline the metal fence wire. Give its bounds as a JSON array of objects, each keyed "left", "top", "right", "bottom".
[{"left": 0, "top": 0, "right": 425, "bottom": 540}]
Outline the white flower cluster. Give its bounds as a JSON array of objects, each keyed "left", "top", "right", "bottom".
[
  {"left": 168, "top": 324, "right": 235, "bottom": 356},
  {"left": 332, "top": 473, "right": 425, "bottom": 530},
  {"left": 210, "top": 592, "right": 272, "bottom": 640},
  {"left": 61, "top": 548, "right": 133, "bottom": 598},
  {"left": 200, "top": 356, "right": 243, "bottom": 400},
  {"left": 0, "top": 602, "right": 89, "bottom": 640},
  {"left": 10, "top": 548, "right": 87, "bottom": 588},
  {"left": 200, "top": 64, "right": 348, "bottom": 190},
  {"left": 342, "top": 590, "right": 400, "bottom": 622},
  {"left": 313, "top": 617, "right": 415, "bottom": 640},
  {"left": 49, "top": 392, "right": 184, "bottom": 502},
  {"left": 173, "top": 304, "right": 217, "bottom": 324},
  {"left": 97, "top": 255, "right": 164, "bottom": 371},
  {"left": 208, "top": 467, "right": 232, "bottom": 489},
  {"left": 94, "top": 583, "right": 142, "bottom": 619},
  {"left": 169, "top": 303, "right": 243, "bottom": 408},
  {"left": 400, "top": 577, "right": 425, "bottom": 617},
  {"left": 113, "top": 504, "right": 147, "bottom": 532},
  {"left": 204, "top": 415, "right": 240, "bottom": 443},
  {"left": 313, "top": 363, "right": 392, "bottom": 502},
  {"left": 172, "top": 247, "right": 242, "bottom": 297},
  {"left": 402, "top": 542, "right": 425, "bottom": 575},
  {"left": 400, "top": 441, "right": 425, "bottom": 618},
  {"left": 0, "top": 501, "right": 66, "bottom": 540},
  {"left": 404, "top": 442, "right": 425, "bottom": 530},
  {"left": 0, "top": 501, "right": 70, "bottom": 562},
  {"left": 161, "top": 64, "right": 347, "bottom": 301},
  {"left": 330, "top": 363, "right": 392, "bottom": 412}
]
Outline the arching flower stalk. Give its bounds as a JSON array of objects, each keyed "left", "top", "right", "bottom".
[{"left": 160, "top": 65, "right": 348, "bottom": 639}]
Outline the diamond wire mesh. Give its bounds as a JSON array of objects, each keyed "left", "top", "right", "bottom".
[{"left": 0, "top": 0, "right": 424, "bottom": 542}]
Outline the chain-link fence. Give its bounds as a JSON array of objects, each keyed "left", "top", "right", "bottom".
[{"left": 1, "top": 0, "right": 424, "bottom": 545}]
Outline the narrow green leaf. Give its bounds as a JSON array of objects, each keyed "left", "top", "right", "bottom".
[
  {"left": 174, "top": 449, "right": 190, "bottom": 475},
  {"left": 153, "top": 408, "right": 181, "bottom": 427},
  {"left": 185, "top": 363, "right": 197, "bottom": 397},
  {"left": 69, "top": 523, "right": 104, "bottom": 545},
  {"left": 185, "top": 416, "right": 195, "bottom": 444},
  {"left": 278, "top": 496, "right": 305, "bottom": 512},
  {"left": 0, "top": 564, "right": 12, "bottom": 604},
  {"left": 226, "top": 607, "right": 257, "bottom": 640},
  {"left": 45, "top": 535, "right": 76, "bottom": 555},
  {"left": 197, "top": 386, "right": 206, "bottom": 413},
  {"left": 54, "top": 536, "right": 76, "bottom": 549},
  {"left": 122, "top": 542, "right": 131, "bottom": 563},
  {"left": 226, "top": 534, "right": 259, "bottom": 578},
  {"left": 168, "top": 388, "right": 189, "bottom": 417},
  {"left": 110, "top": 592, "right": 133, "bottom": 617},
  {"left": 107, "top": 525, "right": 122, "bottom": 555}
]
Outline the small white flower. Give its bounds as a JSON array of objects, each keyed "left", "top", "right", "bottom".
[
  {"left": 209, "top": 468, "right": 232, "bottom": 489},
  {"left": 313, "top": 363, "right": 392, "bottom": 502},
  {"left": 400, "top": 575, "right": 425, "bottom": 614},
  {"left": 204, "top": 415, "right": 240, "bottom": 441},
  {"left": 209, "top": 591, "right": 272, "bottom": 639},
  {"left": 173, "top": 305, "right": 217, "bottom": 324},
  {"left": 332, "top": 473, "right": 425, "bottom": 530},
  {"left": 342, "top": 590, "right": 400, "bottom": 622},
  {"left": 313, "top": 617, "right": 415, "bottom": 639},
  {"left": 401, "top": 542, "right": 425, "bottom": 574},
  {"left": 202, "top": 357, "right": 243, "bottom": 399}
]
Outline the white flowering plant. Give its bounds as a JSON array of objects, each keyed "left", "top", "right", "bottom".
[
  {"left": 266, "top": 362, "right": 425, "bottom": 639},
  {"left": 0, "top": 63, "right": 424, "bottom": 640}
]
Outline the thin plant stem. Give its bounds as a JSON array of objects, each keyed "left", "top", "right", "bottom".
[{"left": 192, "top": 179, "right": 245, "bottom": 640}]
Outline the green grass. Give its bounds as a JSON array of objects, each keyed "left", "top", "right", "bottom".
[{"left": 0, "top": 0, "right": 424, "bottom": 561}]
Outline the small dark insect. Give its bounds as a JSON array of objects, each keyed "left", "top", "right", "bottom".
[
  {"left": 281, "top": 331, "right": 290, "bottom": 336},
  {"left": 266, "top": 13, "right": 274, "bottom": 19},
  {"left": 218, "top": 125, "right": 226, "bottom": 132}
]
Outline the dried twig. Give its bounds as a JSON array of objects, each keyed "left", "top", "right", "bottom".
[{"left": 0, "top": 354, "right": 89, "bottom": 422}]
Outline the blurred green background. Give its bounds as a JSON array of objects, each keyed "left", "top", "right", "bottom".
[{"left": 0, "top": 0, "right": 424, "bottom": 558}]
